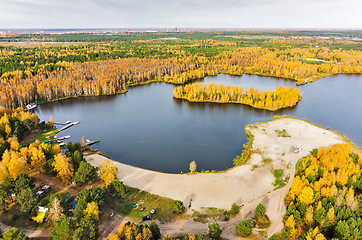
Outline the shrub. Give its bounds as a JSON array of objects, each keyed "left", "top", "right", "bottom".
[
  {"left": 236, "top": 219, "right": 253, "bottom": 237},
  {"left": 172, "top": 200, "right": 185, "bottom": 214},
  {"left": 208, "top": 222, "right": 222, "bottom": 239},
  {"left": 229, "top": 203, "right": 240, "bottom": 215}
]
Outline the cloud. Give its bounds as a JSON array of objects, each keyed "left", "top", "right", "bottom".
[{"left": 0, "top": 0, "right": 361, "bottom": 28}]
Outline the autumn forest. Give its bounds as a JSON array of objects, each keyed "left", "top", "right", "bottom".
[
  {"left": 0, "top": 31, "right": 362, "bottom": 240},
  {"left": 1, "top": 32, "right": 361, "bottom": 109}
]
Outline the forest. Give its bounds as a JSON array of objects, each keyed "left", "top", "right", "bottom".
[
  {"left": 173, "top": 83, "right": 301, "bottom": 111},
  {"left": 0, "top": 32, "right": 361, "bottom": 108},
  {"left": 271, "top": 143, "right": 362, "bottom": 240}
]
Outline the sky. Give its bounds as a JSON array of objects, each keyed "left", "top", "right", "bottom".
[{"left": 0, "top": 0, "right": 361, "bottom": 29}]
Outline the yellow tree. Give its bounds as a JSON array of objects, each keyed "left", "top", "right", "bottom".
[
  {"left": 285, "top": 215, "right": 297, "bottom": 239},
  {"left": 49, "top": 115, "right": 54, "bottom": 127},
  {"left": 52, "top": 144, "right": 61, "bottom": 154},
  {"left": 305, "top": 206, "right": 314, "bottom": 226},
  {"left": 108, "top": 234, "right": 119, "bottom": 240},
  {"left": 84, "top": 202, "right": 100, "bottom": 220},
  {"left": 30, "top": 147, "right": 46, "bottom": 172},
  {"left": 52, "top": 153, "right": 74, "bottom": 183},
  {"left": 298, "top": 186, "right": 315, "bottom": 205},
  {"left": 9, "top": 138, "right": 19, "bottom": 151},
  {"left": 4, "top": 124, "right": 11, "bottom": 139},
  {"left": 327, "top": 207, "right": 335, "bottom": 225},
  {"left": 8, "top": 155, "right": 28, "bottom": 179},
  {"left": 0, "top": 162, "right": 9, "bottom": 183},
  {"left": 99, "top": 159, "right": 118, "bottom": 185},
  {"left": 189, "top": 161, "right": 197, "bottom": 173}
]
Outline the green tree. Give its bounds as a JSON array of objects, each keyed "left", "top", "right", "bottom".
[
  {"left": 208, "top": 222, "right": 222, "bottom": 239},
  {"left": 172, "top": 200, "right": 185, "bottom": 214},
  {"left": 1, "top": 228, "right": 28, "bottom": 240},
  {"left": 73, "top": 216, "right": 98, "bottom": 240},
  {"left": 0, "top": 141, "right": 10, "bottom": 158},
  {"left": 335, "top": 220, "right": 350, "bottom": 240},
  {"left": 50, "top": 215, "right": 75, "bottom": 240},
  {"left": 0, "top": 182, "right": 11, "bottom": 212},
  {"left": 74, "top": 188, "right": 105, "bottom": 219},
  {"left": 150, "top": 221, "right": 161, "bottom": 240},
  {"left": 71, "top": 150, "right": 84, "bottom": 170},
  {"left": 108, "top": 179, "right": 127, "bottom": 197},
  {"left": 236, "top": 219, "right": 253, "bottom": 237},
  {"left": 73, "top": 161, "right": 97, "bottom": 184},
  {"left": 16, "top": 188, "right": 37, "bottom": 213},
  {"left": 229, "top": 203, "right": 240, "bottom": 215},
  {"left": 256, "top": 203, "right": 266, "bottom": 219},
  {"left": 14, "top": 173, "right": 31, "bottom": 195}
]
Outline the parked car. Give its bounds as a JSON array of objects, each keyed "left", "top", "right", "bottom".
[{"left": 142, "top": 215, "right": 152, "bottom": 221}]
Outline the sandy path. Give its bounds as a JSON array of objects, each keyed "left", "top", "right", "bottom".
[{"left": 85, "top": 117, "right": 346, "bottom": 239}]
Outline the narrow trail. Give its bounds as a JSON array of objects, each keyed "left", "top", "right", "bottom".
[{"left": 0, "top": 222, "right": 50, "bottom": 238}]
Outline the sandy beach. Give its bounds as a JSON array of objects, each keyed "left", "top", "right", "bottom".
[{"left": 85, "top": 117, "right": 345, "bottom": 211}]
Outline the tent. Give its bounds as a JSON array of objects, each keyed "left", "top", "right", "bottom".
[{"left": 31, "top": 206, "right": 48, "bottom": 223}]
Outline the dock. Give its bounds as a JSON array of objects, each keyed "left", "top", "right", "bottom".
[
  {"left": 83, "top": 138, "right": 100, "bottom": 146},
  {"left": 54, "top": 121, "right": 71, "bottom": 125},
  {"left": 58, "top": 121, "right": 80, "bottom": 131}
]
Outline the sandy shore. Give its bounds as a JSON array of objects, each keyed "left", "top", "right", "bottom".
[{"left": 85, "top": 116, "right": 345, "bottom": 211}]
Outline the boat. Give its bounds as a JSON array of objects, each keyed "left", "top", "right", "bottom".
[
  {"left": 57, "top": 135, "right": 71, "bottom": 140},
  {"left": 26, "top": 103, "right": 37, "bottom": 110},
  {"left": 73, "top": 121, "right": 80, "bottom": 125}
]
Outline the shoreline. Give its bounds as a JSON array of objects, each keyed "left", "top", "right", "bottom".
[{"left": 85, "top": 116, "right": 346, "bottom": 211}]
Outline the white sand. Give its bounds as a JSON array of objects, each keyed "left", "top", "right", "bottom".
[{"left": 86, "top": 117, "right": 344, "bottom": 212}]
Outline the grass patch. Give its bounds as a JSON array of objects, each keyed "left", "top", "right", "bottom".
[
  {"left": 20, "top": 128, "right": 58, "bottom": 146},
  {"left": 262, "top": 158, "right": 272, "bottom": 165},
  {"left": 113, "top": 187, "right": 176, "bottom": 223},
  {"left": 192, "top": 207, "right": 226, "bottom": 223},
  {"left": 275, "top": 129, "right": 291, "bottom": 138},
  {"left": 233, "top": 128, "right": 254, "bottom": 166},
  {"left": 272, "top": 169, "right": 286, "bottom": 189}
]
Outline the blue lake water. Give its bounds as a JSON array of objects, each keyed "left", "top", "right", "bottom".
[{"left": 35, "top": 74, "right": 362, "bottom": 173}]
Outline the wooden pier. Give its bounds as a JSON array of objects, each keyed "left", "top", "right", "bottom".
[
  {"left": 58, "top": 121, "right": 80, "bottom": 131},
  {"left": 81, "top": 138, "right": 100, "bottom": 146}
]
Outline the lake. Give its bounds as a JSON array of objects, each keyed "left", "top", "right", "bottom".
[{"left": 35, "top": 74, "right": 362, "bottom": 173}]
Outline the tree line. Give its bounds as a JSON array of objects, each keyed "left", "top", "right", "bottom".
[{"left": 173, "top": 83, "right": 301, "bottom": 111}]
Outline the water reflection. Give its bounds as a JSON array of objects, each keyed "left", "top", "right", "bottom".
[{"left": 35, "top": 74, "right": 362, "bottom": 173}]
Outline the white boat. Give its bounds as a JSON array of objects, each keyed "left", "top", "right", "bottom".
[
  {"left": 64, "top": 135, "right": 71, "bottom": 139},
  {"left": 65, "top": 120, "right": 71, "bottom": 124},
  {"left": 26, "top": 103, "right": 37, "bottom": 110}
]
